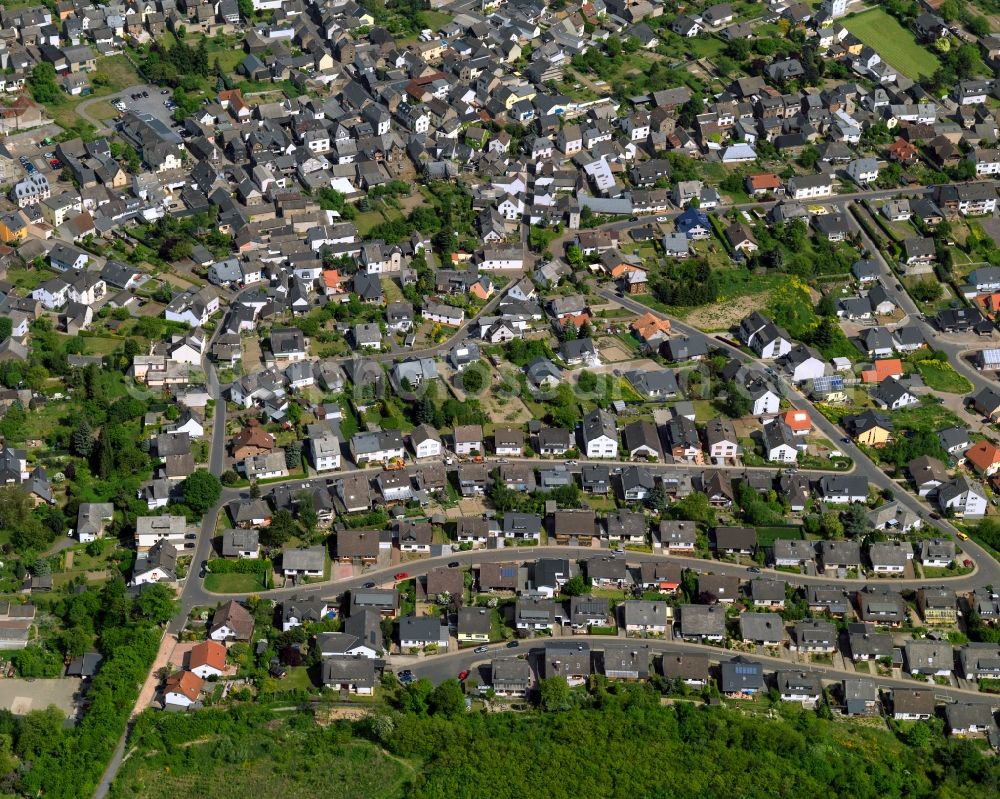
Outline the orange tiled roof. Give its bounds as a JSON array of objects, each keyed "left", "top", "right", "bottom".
[
  {"left": 748, "top": 173, "right": 781, "bottom": 190},
  {"left": 188, "top": 641, "right": 227, "bottom": 673},
  {"left": 861, "top": 358, "right": 903, "bottom": 384},
  {"left": 782, "top": 409, "right": 812, "bottom": 432},
  {"left": 966, "top": 440, "right": 1000, "bottom": 472},
  {"left": 630, "top": 311, "right": 672, "bottom": 341},
  {"left": 165, "top": 670, "right": 203, "bottom": 702},
  {"left": 976, "top": 293, "right": 1000, "bottom": 314}
]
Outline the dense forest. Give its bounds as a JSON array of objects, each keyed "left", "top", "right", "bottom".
[{"left": 110, "top": 684, "right": 999, "bottom": 799}]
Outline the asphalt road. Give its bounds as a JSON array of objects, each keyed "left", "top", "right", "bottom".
[
  {"left": 402, "top": 635, "right": 1000, "bottom": 706},
  {"left": 600, "top": 288, "right": 1000, "bottom": 591},
  {"left": 186, "top": 539, "right": 986, "bottom": 610}
]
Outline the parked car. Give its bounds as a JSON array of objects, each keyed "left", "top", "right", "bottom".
[
  {"left": 394, "top": 571, "right": 409, "bottom": 580},
  {"left": 458, "top": 670, "right": 469, "bottom": 681},
  {"left": 506, "top": 640, "right": 519, "bottom": 648},
  {"left": 474, "top": 645, "right": 489, "bottom": 653},
  {"left": 447, "top": 561, "right": 460, "bottom": 568},
  {"left": 362, "top": 581, "right": 376, "bottom": 588}
]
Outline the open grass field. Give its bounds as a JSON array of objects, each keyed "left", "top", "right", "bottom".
[
  {"left": 756, "top": 526, "right": 803, "bottom": 547},
  {"left": 912, "top": 359, "right": 973, "bottom": 393},
  {"left": 203, "top": 572, "right": 266, "bottom": 593},
  {"left": 843, "top": 9, "right": 940, "bottom": 80},
  {"left": 110, "top": 736, "right": 411, "bottom": 799}
]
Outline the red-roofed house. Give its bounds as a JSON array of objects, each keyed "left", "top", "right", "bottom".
[
  {"left": 745, "top": 173, "right": 783, "bottom": 197},
  {"left": 975, "top": 293, "right": 1000, "bottom": 318},
  {"left": 887, "top": 138, "right": 919, "bottom": 165},
  {"left": 631, "top": 311, "right": 672, "bottom": 344},
  {"left": 188, "top": 640, "right": 227, "bottom": 679},
  {"left": 862, "top": 358, "right": 903, "bottom": 384},
  {"left": 322, "top": 269, "right": 347, "bottom": 298},
  {"left": 966, "top": 440, "right": 1000, "bottom": 476},
  {"left": 782, "top": 410, "right": 812, "bottom": 436},
  {"left": 164, "top": 670, "right": 203, "bottom": 707}
]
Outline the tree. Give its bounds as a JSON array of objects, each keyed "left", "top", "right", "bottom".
[
  {"left": 428, "top": 679, "right": 466, "bottom": 718},
  {"left": 798, "top": 146, "right": 820, "bottom": 169},
  {"left": 668, "top": 492, "right": 715, "bottom": 526},
  {"left": 645, "top": 484, "right": 669, "bottom": 513},
  {"left": 816, "top": 294, "right": 837, "bottom": 318},
  {"left": 69, "top": 420, "right": 94, "bottom": 459},
  {"left": 134, "top": 583, "right": 179, "bottom": 624},
  {"left": 911, "top": 279, "right": 941, "bottom": 303},
  {"left": 285, "top": 441, "right": 302, "bottom": 470},
  {"left": 577, "top": 370, "right": 598, "bottom": 393},
  {"left": 538, "top": 676, "right": 571, "bottom": 711},
  {"left": 262, "top": 508, "right": 296, "bottom": 547},
  {"left": 967, "top": 15, "right": 991, "bottom": 38},
  {"left": 723, "top": 380, "right": 751, "bottom": 418},
  {"left": 180, "top": 470, "right": 221, "bottom": 515},
  {"left": 560, "top": 575, "right": 588, "bottom": 597},
  {"left": 841, "top": 503, "right": 872, "bottom": 539},
  {"left": 398, "top": 678, "right": 434, "bottom": 714},
  {"left": 237, "top": 0, "right": 254, "bottom": 20},
  {"left": 820, "top": 511, "right": 844, "bottom": 540},
  {"left": 58, "top": 626, "right": 92, "bottom": 659},
  {"left": 461, "top": 367, "right": 485, "bottom": 395},
  {"left": 28, "top": 63, "right": 60, "bottom": 104},
  {"left": 296, "top": 490, "right": 319, "bottom": 536}
]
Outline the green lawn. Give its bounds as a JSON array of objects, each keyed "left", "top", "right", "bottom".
[
  {"left": 44, "top": 54, "right": 141, "bottom": 129},
  {"left": 912, "top": 359, "right": 973, "bottom": 394},
  {"left": 259, "top": 666, "right": 316, "bottom": 694},
  {"left": 843, "top": 9, "right": 940, "bottom": 80},
  {"left": 756, "top": 526, "right": 803, "bottom": 547},
  {"left": 6, "top": 267, "right": 55, "bottom": 292},
  {"left": 82, "top": 336, "right": 123, "bottom": 355},
  {"left": 204, "top": 572, "right": 266, "bottom": 593},
  {"left": 687, "top": 37, "right": 725, "bottom": 59},
  {"left": 422, "top": 10, "right": 453, "bottom": 28},
  {"left": 21, "top": 402, "right": 69, "bottom": 441}
]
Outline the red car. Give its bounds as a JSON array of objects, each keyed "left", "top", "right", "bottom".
[
  {"left": 394, "top": 571, "right": 409, "bottom": 580},
  {"left": 458, "top": 670, "right": 469, "bottom": 681}
]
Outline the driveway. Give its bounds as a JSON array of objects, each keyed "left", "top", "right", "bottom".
[{"left": 132, "top": 632, "right": 175, "bottom": 718}]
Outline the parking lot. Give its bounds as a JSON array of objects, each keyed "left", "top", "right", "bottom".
[{"left": 110, "top": 83, "right": 177, "bottom": 128}]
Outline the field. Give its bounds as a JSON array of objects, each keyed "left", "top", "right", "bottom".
[
  {"left": 45, "top": 54, "right": 141, "bottom": 129},
  {"left": 756, "top": 526, "right": 803, "bottom": 547},
  {"left": 891, "top": 400, "right": 963, "bottom": 433},
  {"left": 912, "top": 359, "right": 973, "bottom": 394},
  {"left": 203, "top": 572, "right": 266, "bottom": 593},
  {"left": 110, "top": 736, "right": 410, "bottom": 799},
  {"left": 843, "top": 9, "right": 940, "bottom": 80}
]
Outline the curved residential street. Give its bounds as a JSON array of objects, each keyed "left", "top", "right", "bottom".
[{"left": 98, "top": 180, "right": 1000, "bottom": 797}]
